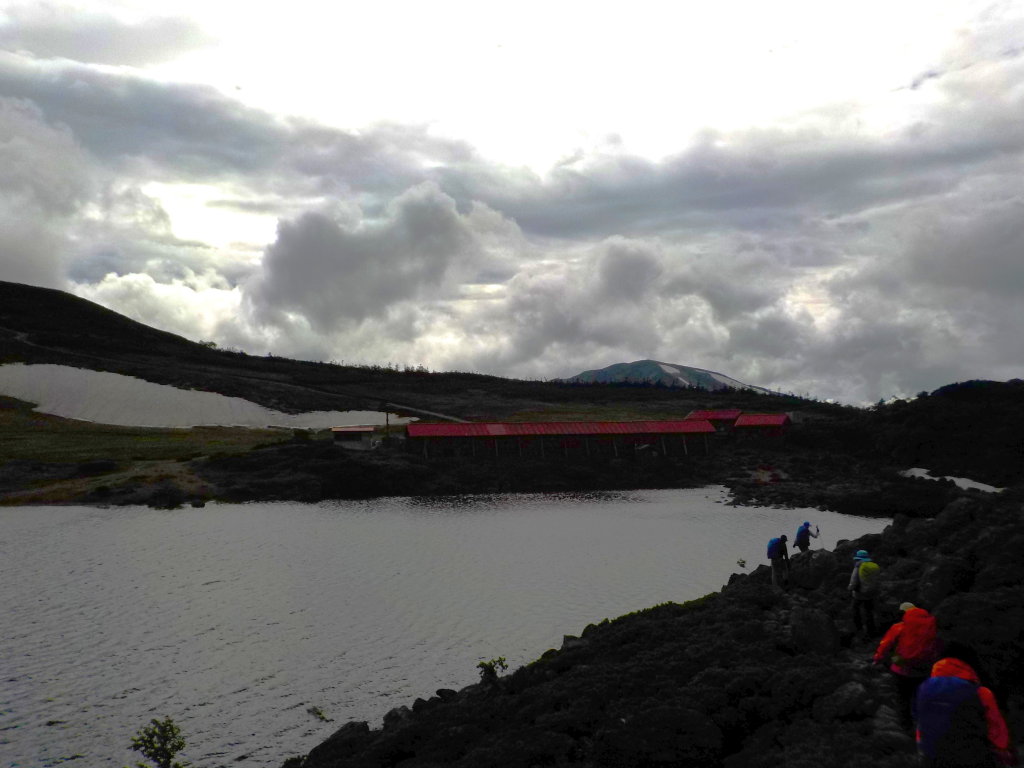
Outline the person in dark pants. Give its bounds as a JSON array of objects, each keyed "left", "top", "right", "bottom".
[{"left": 848, "top": 549, "right": 879, "bottom": 637}]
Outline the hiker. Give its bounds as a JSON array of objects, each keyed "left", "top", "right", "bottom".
[
  {"left": 915, "top": 643, "right": 1017, "bottom": 767},
  {"left": 767, "top": 535, "right": 790, "bottom": 589},
  {"left": 874, "top": 603, "right": 944, "bottom": 724},
  {"left": 794, "top": 521, "right": 819, "bottom": 553},
  {"left": 848, "top": 549, "right": 880, "bottom": 637}
]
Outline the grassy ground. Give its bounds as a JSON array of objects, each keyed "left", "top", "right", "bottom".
[{"left": 0, "top": 396, "right": 295, "bottom": 464}]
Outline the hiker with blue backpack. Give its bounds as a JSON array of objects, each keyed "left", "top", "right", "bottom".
[
  {"left": 767, "top": 535, "right": 790, "bottom": 589},
  {"left": 794, "top": 521, "right": 819, "bottom": 553},
  {"left": 848, "top": 549, "right": 880, "bottom": 637},
  {"left": 914, "top": 642, "right": 1017, "bottom": 767}
]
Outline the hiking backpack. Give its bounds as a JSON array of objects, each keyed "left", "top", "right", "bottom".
[
  {"left": 795, "top": 526, "right": 810, "bottom": 548},
  {"left": 857, "top": 561, "right": 881, "bottom": 595},
  {"left": 895, "top": 609, "right": 941, "bottom": 672},
  {"left": 916, "top": 676, "right": 989, "bottom": 764},
  {"left": 767, "top": 538, "right": 782, "bottom": 560}
]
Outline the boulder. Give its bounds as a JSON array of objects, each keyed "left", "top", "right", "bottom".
[
  {"left": 934, "top": 497, "right": 982, "bottom": 537},
  {"left": 904, "top": 517, "right": 941, "bottom": 549},
  {"left": 875, "top": 578, "right": 920, "bottom": 625},
  {"left": 870, "top": 704, "right": 916, "bottom": 755},
  {"left": 382, "top": 705, "right": 412, "bottom": 730},
  {"left": 593, "top": 707, "right": 723, "bottom": 767},
  {"left": 784, "top": 605, "right": 841, "bottom": 656},
  {"left": 812, "top": 681, "right": 875, "bottom": 722},
  {"left": 935, "top": 589, "right": 1024, "bottom": 687},
  {"left": 790, "top": 550, "right": 838, "bottom": 590},
  {"left": 303, "top": 721, "right": 370, "bottom": 764},
  {"left": 917, "top": 556, "right": 973, "bottom": 610}
]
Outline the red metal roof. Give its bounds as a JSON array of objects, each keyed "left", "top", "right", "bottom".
[
  {"left": 407, "top": 420, "right": 717, "bottom": 438},
  {"left": 684, "top": 409, "right": 742, "bottom": 421},
  {"left": 734, "top": 413, "right": 791, "bottom": 427}
]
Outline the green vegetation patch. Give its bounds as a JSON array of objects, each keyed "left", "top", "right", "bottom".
[{"left": 0, "top": 396, "right": 291, "bottom": 464}]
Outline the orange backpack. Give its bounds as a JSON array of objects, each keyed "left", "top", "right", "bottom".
[{"left": 895, "top": 609, "right": 941, "bottom": 671}]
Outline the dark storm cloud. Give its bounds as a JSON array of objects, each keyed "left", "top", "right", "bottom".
[
  {"left": 0, "top": 5, "right": 215, "bottom": 65},
  {"left": 3, "top": 49, "right": 1023, "bottom": 250},
  {"left": 0, "top": 54, "right": 477, "bottom": 195},
  {"left": 907, "top": 200, "right": 1024, "bottom": 300}
]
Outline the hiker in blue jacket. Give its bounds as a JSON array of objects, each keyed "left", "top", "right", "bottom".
[{"left": 794, "top": 521, "right": 819, "bottom": 553}]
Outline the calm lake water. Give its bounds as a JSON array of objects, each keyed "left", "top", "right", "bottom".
[{"left": 0, "top": 489, "right": 888, "bottom": 767}]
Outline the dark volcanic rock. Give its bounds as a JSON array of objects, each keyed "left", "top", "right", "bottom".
[
  {"left": 289, "top": 495, "right": 1024, "bottom": 768},
  {"left": 917, "top": 556, "right": 973, "bottom": 610}
]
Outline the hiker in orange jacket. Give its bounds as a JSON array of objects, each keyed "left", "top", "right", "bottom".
[
  {"left": 915, "top": 649, "right": 1017, "bottom": 767},
  {"left": 874, "top": 603, "right": 944, "bottom": 724}
]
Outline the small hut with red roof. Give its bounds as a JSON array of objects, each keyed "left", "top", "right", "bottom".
[
  {"left": 683, "top": 409, "right": 742, "bottom": 432},
  {"left": 733, "top": 413, "right": 791, "bottom": 438}
]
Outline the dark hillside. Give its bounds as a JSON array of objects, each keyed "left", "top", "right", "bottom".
[
  {"left": 0, "top": 281, "right": 831, "bottom": 421},
  {"left": 3, "top": 280, "right": 1021, "bottom": 509},
  {"left": 869, "top": 381, "right": 1024, "bottom": 486}
]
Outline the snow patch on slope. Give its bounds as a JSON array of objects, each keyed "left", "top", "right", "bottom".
[
  {"left": 900, "top": 468, "right": 1004, "bottom": 494},
  {"left": 0, "top": 364, "right": 413, "bottom": 429}
]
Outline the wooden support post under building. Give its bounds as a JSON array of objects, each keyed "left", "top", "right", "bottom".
[
  {"left": 661, "top": 436, "right": 667, "bottom": 456},
  {"left": 424, "top": 438, "right": 429, "bottom": 459},
  {"left": 613, "top": 438, "right": 618, "bottom": 458},
  {"left": 495, "top": 438, "right": 500, "bottom": 461},
  {"left": 683, "top": 436, "right": 688, "bottom": 456}
]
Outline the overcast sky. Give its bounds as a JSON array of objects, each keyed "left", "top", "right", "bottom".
[{"left": 1, "top": 0, "right": 1022, "bottom": 403}]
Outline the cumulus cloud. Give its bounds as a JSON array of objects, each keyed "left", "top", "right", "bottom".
[
  {"left": 0, "top": 96, "right": 92, "bottom": 287},
  {"left": 246, "top": 183, "right": 524, "bottom": 333},
  {"left": 0, "top": 5, "right": 215, "bottom": 65},
  {"left": 1, "top": 13, "right": 1022, "bottom": 403}
]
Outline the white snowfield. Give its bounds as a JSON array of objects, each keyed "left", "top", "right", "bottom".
[
  {"left": 900, "top": 468, "right": 1004, "bottom": 494},
  {"left": 657, "top": 362, "right": 770, "bottom": 393},
  {"left": 0, "top": 364, "right": 415, "bottom": 429}
]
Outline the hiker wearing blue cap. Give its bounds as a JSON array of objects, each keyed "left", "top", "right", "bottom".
[
  {"left": 794, "top": 521, "right": 819, "bottom": 553},
  {"left": 848, "top": 550, "right": 880, "bottom": 637}
]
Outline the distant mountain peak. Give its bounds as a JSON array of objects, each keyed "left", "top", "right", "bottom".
[{"left": 556, "top": 359, "right": 771, "bottom": 393}]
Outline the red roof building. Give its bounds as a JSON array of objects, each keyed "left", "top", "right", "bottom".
[
  {"left": 684, "top": 409, "right": 742, "bottom": 432},
  {"left": 408, "top": 420, "right": 715, "bottom": 438},
  {"left": 734, "top": 413, "right": 791, "bottom": 437},
  {"left": 406, "top": 420, "right": 715, "bottom": 459}
]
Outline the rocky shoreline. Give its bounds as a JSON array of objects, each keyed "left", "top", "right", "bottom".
[
  {"left": 282, "top": 492, "right": 1024, "bottom": 768},
  {"left": 3, "top": 428, "right": 986, "bottom": 522}
]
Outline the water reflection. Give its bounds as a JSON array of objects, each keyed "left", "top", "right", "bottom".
[{"left": 0, "top": 488, "right": 887, "bottom": 767}]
